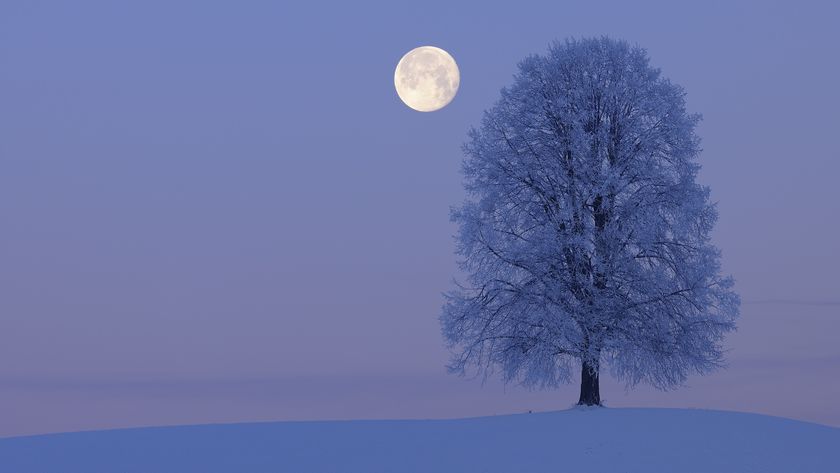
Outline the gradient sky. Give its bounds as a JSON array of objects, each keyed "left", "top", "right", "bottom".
[{"left": 1, "top": 0, "right": 839, "bottom": 437}]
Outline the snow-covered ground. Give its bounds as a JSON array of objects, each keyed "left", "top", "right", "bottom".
[{"left": 1, "top": 408, "right": 837, "bottom": 472}]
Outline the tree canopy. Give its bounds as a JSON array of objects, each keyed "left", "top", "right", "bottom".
[{"left": 441, "top": 37, "right": 740, "bottom": 405}]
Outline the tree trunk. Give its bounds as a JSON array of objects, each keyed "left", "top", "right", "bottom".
[{"left": 577, "top": 359, "right": 601, "bottom": 406}]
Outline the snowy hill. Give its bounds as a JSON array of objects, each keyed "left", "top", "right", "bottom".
[{"left": 1, "top": 408, "right": 837, "bottom": 472}]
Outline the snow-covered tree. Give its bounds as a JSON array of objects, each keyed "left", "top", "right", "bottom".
[{"left": 441, "top": 37, "right": 739, "bottom": 406}]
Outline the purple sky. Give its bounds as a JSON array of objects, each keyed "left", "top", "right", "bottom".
[{"left": 1, "top": 1, "right": 839, "bottom": 437}]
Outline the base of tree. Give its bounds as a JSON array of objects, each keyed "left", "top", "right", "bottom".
[{"left": 576, "top": 400, "right": 604, "bottom": 407}]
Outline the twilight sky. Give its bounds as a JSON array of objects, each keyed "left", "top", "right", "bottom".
[{"left": 1, "top": 0, "right": 839, "bottom": 437}]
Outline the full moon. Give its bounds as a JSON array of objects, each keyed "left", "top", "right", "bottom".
[{"left": 394, "top": 46, "right": 460, "bottom": 112}]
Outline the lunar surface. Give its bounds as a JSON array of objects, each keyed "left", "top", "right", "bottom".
[{"left": 394, "top": 46, "right": 460, "bottom": 112}]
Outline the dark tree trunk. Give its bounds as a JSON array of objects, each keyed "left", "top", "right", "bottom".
[{"left": 577, "top": 359, "right": 601, "bottom": 406}]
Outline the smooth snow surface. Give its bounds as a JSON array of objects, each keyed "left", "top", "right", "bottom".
[{"left": 1, "top": 408, "right": 837, "bottom": 472}]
